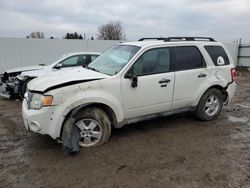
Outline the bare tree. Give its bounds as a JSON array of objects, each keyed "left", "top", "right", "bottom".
[
  {"left": 29, "top": 32, "right": 45, "bottom": 39},
  {"left": 97, "top": 21, "right": 125, "bottom": 40}
]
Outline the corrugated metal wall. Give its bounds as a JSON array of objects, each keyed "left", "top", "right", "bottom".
[
  {"left": 238, "top": 44, "right": 250, "bottom": 67},
  {"left": 0, "top": 38, "right": 120, "bottom": 73},
  {"left": 223, "top": 42, "right": 239, "bottom": 66},
  {"left": 0, "top": 38, "right": 244, "bottom": 73}
]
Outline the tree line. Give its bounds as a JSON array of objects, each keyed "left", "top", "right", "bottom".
[{"left": 26, "top": 21, "right": 125, "bottom": 40}]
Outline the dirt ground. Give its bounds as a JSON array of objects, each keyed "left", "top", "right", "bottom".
[{"left": 0, "top": 71, "right": 250, "bottom": 188}]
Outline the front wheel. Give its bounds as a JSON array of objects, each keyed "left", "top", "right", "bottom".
[
  {"left": 62, "top": 107, "right": 111, "bottom": 149},
  {"left": 195, "top": 88, "right": 223, "bottom": 121}
]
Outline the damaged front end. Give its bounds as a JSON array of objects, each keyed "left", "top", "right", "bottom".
[{"left": 0, "top": 72, "right": 22, "bottom": 99}]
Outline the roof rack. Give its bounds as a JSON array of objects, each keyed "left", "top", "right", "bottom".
[
  {"left": 138, "top": 37, "right": 216, "bottom": 42},
  {"left": 165, "top": 37, "right": 216, "bottom": 42},
  {"left": 138, "top": 37, "right": 168, "bottom": 41}
]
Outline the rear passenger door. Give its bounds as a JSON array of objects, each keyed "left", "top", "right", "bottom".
[{"left": 172, "top": 46, "right": 209, "bottom": 109}]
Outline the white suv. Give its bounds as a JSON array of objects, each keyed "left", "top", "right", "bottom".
[{"left": 22, "top": 37, "right": 236, "bottom": 153}]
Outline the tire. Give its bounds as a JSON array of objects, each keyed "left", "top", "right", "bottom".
[
  {"left": 19, "top": 78, "right": 32, "bottom": 99},
  {"left": 195, "top": 88, "right": 223, "bottom": 121},
  {"left": 65, "top": 107, "right": 111, "bottom": 148}
]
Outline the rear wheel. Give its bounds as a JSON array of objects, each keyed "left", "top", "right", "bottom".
[{"left": 195, "top": 88, "right": 223, "bottom": 121}]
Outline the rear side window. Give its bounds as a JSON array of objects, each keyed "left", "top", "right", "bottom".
[
  {"left": 205, "top": 46, "right": 230, "bottom": 66},
  {"left": 77, "top": 55, "right": 88, "bottom": 66},
  {"left": 174, "top": 46, "right": 205, "bottom": 71},
  {"left": 90, "top": 55, "right": 99, "bottom": 62}
]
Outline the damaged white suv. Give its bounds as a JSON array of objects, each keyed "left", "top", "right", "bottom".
[{"left": 22, "top": 37, "right": 236, "bottom": 153}]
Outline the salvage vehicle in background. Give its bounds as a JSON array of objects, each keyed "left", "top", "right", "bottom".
[
  {"left": 0, "top": 52, "right": 100, "bottom": 99},
  {"left": 22, "top": 37, "right": 236, "bottom": 153}
]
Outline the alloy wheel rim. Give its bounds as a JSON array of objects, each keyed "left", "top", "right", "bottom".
[
  {"left": 75, "top": 119, "right": 103, "bottom": 147},
  {"left": 204, "top": 95, "right": 220, "bottom": 117}
]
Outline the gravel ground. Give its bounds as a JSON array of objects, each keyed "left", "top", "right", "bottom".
[{"left": 0, "top": 71, "right": 250, "bottom": 188}]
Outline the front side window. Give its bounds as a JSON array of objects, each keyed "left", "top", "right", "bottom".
[
  {"left": 128, "top": 48, "right": 171, "bottom": 76},
  {"left": 174, "top": 46, "right": 205, "bottom": 71},
  {"left": 204, "top": 46, "right": 230, "bottom": 66},
  {"left": 61, "top": 56, "right": 79, "bottom": 67},
  {"left": 88, "top": 45, "right": 140, "bottom": 75}
]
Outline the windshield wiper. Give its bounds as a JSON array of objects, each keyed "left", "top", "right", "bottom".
[{"left": 84, "top": 65, "right": 100, "bottom": 72}]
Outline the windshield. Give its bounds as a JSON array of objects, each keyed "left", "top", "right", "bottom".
[{"left": 88, "top": 45, "right": 140, "bottom": 75}]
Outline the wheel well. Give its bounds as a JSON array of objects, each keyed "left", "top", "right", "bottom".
[
  {"left": 60, "top": 103, "right": 117, "bottom": 138},
  {"left": 205, "top": 85, "right": 228, "bottom": 102}
]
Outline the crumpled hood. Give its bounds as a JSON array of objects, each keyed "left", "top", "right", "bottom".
[
  {"left": 6, "top": 65, "right": 45, "bottom": 74},
  {"left": 21, "top": 66, "right": 79, "bottom": 78},
  {"left": 21, "top": 68, "right": 48, "bottom": 78},
  {"left": 28, "top": 68, "right": 110, "bottom": 92}
]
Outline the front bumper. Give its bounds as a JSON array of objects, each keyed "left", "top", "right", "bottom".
[
  {"left": 0, "top": 75, "right": 10, "bottom": 98},
  {"left": 0, "top": 81, "right": 20, "bottom": 99},
  {"left": 0, "top": 92, "right": 11, "bottom": 99},
  {"left": 0, "top": 84, "right": 11, "bottom": 99},
  {"left": 22, "top": 99, "right": 65, "bottom": 139}
]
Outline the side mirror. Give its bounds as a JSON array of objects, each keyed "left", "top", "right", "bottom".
[
  {"left": 125, "top": 74, "right": 138, "bottom": 88},
  {"left": 54, "top": 63, "right": 63, "bottom": 69}
]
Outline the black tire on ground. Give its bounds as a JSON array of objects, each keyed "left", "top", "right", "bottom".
[
  {"left": 19, "top": 78, "right": 32, "bottom": 99},
  {"left": 195, "top": 88, "right": 223, "bottom": 121},
  {"left": 63, "top": 107, "right": 111, "bottom": 148}
]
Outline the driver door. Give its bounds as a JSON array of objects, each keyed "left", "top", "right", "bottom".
[{"left": 121, "top": 47, "right": 174, "bottom": 119}]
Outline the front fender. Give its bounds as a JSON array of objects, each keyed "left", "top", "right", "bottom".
[
  {"left": 37, "top": 76, "right": 122, "bottom": 138},
  {"left": 61, "top": 92, "right": 124, "bottom": 122},
  {"left": 49, "top": 88, "right": 124, "bottom": 137}
]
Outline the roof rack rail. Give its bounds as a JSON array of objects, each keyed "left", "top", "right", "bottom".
[
  {"left": 138, "top": 38, "right": 168, "bottom": 41},
  {"left": 164, "top": 37, "right": 216, "bottom": 42},
  {"left": 138, "top": 37, "right": 216, "bottom": 42}
]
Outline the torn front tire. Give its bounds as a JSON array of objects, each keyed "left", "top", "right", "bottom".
[
  {"left": 61, "top": 107, "right": 111, "bottom": 155},
  {"left": 62, "top": 117, "right": 81, "bottom": 155}
]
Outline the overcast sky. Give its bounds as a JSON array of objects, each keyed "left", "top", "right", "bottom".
[{"left": 0, "top": 0, "right": 249, "bottom": 42}]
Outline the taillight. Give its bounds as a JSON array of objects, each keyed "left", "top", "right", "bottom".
[{"left": 231, "top": 68, "right": 236, "bottom": 81}]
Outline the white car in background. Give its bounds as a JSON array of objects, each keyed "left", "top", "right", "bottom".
[{"left": 0, "top": 52, "right": 100, "bottom": 99}]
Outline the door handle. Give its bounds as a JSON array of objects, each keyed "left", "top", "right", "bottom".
[
  {"left": 198, "top": 73, "right": 207, "bottom": 78},
  {"left": 158, "top": 79, "right": 171, "bottom": 84}
]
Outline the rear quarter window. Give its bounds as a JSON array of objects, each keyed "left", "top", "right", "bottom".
[{"left": 204, "top": 46, "right": 230, "bottom": 66}]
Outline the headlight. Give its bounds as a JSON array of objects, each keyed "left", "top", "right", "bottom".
[
  {"left": 16, "top": 74, "right": 26, "bottom": 81},
  {"left": 29, "top": 93, "right": 53, "bottom": 110}
]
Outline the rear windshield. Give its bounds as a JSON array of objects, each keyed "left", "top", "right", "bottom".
[{"left": 204, "top": 46, "right": 230, "bottom": 66}]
